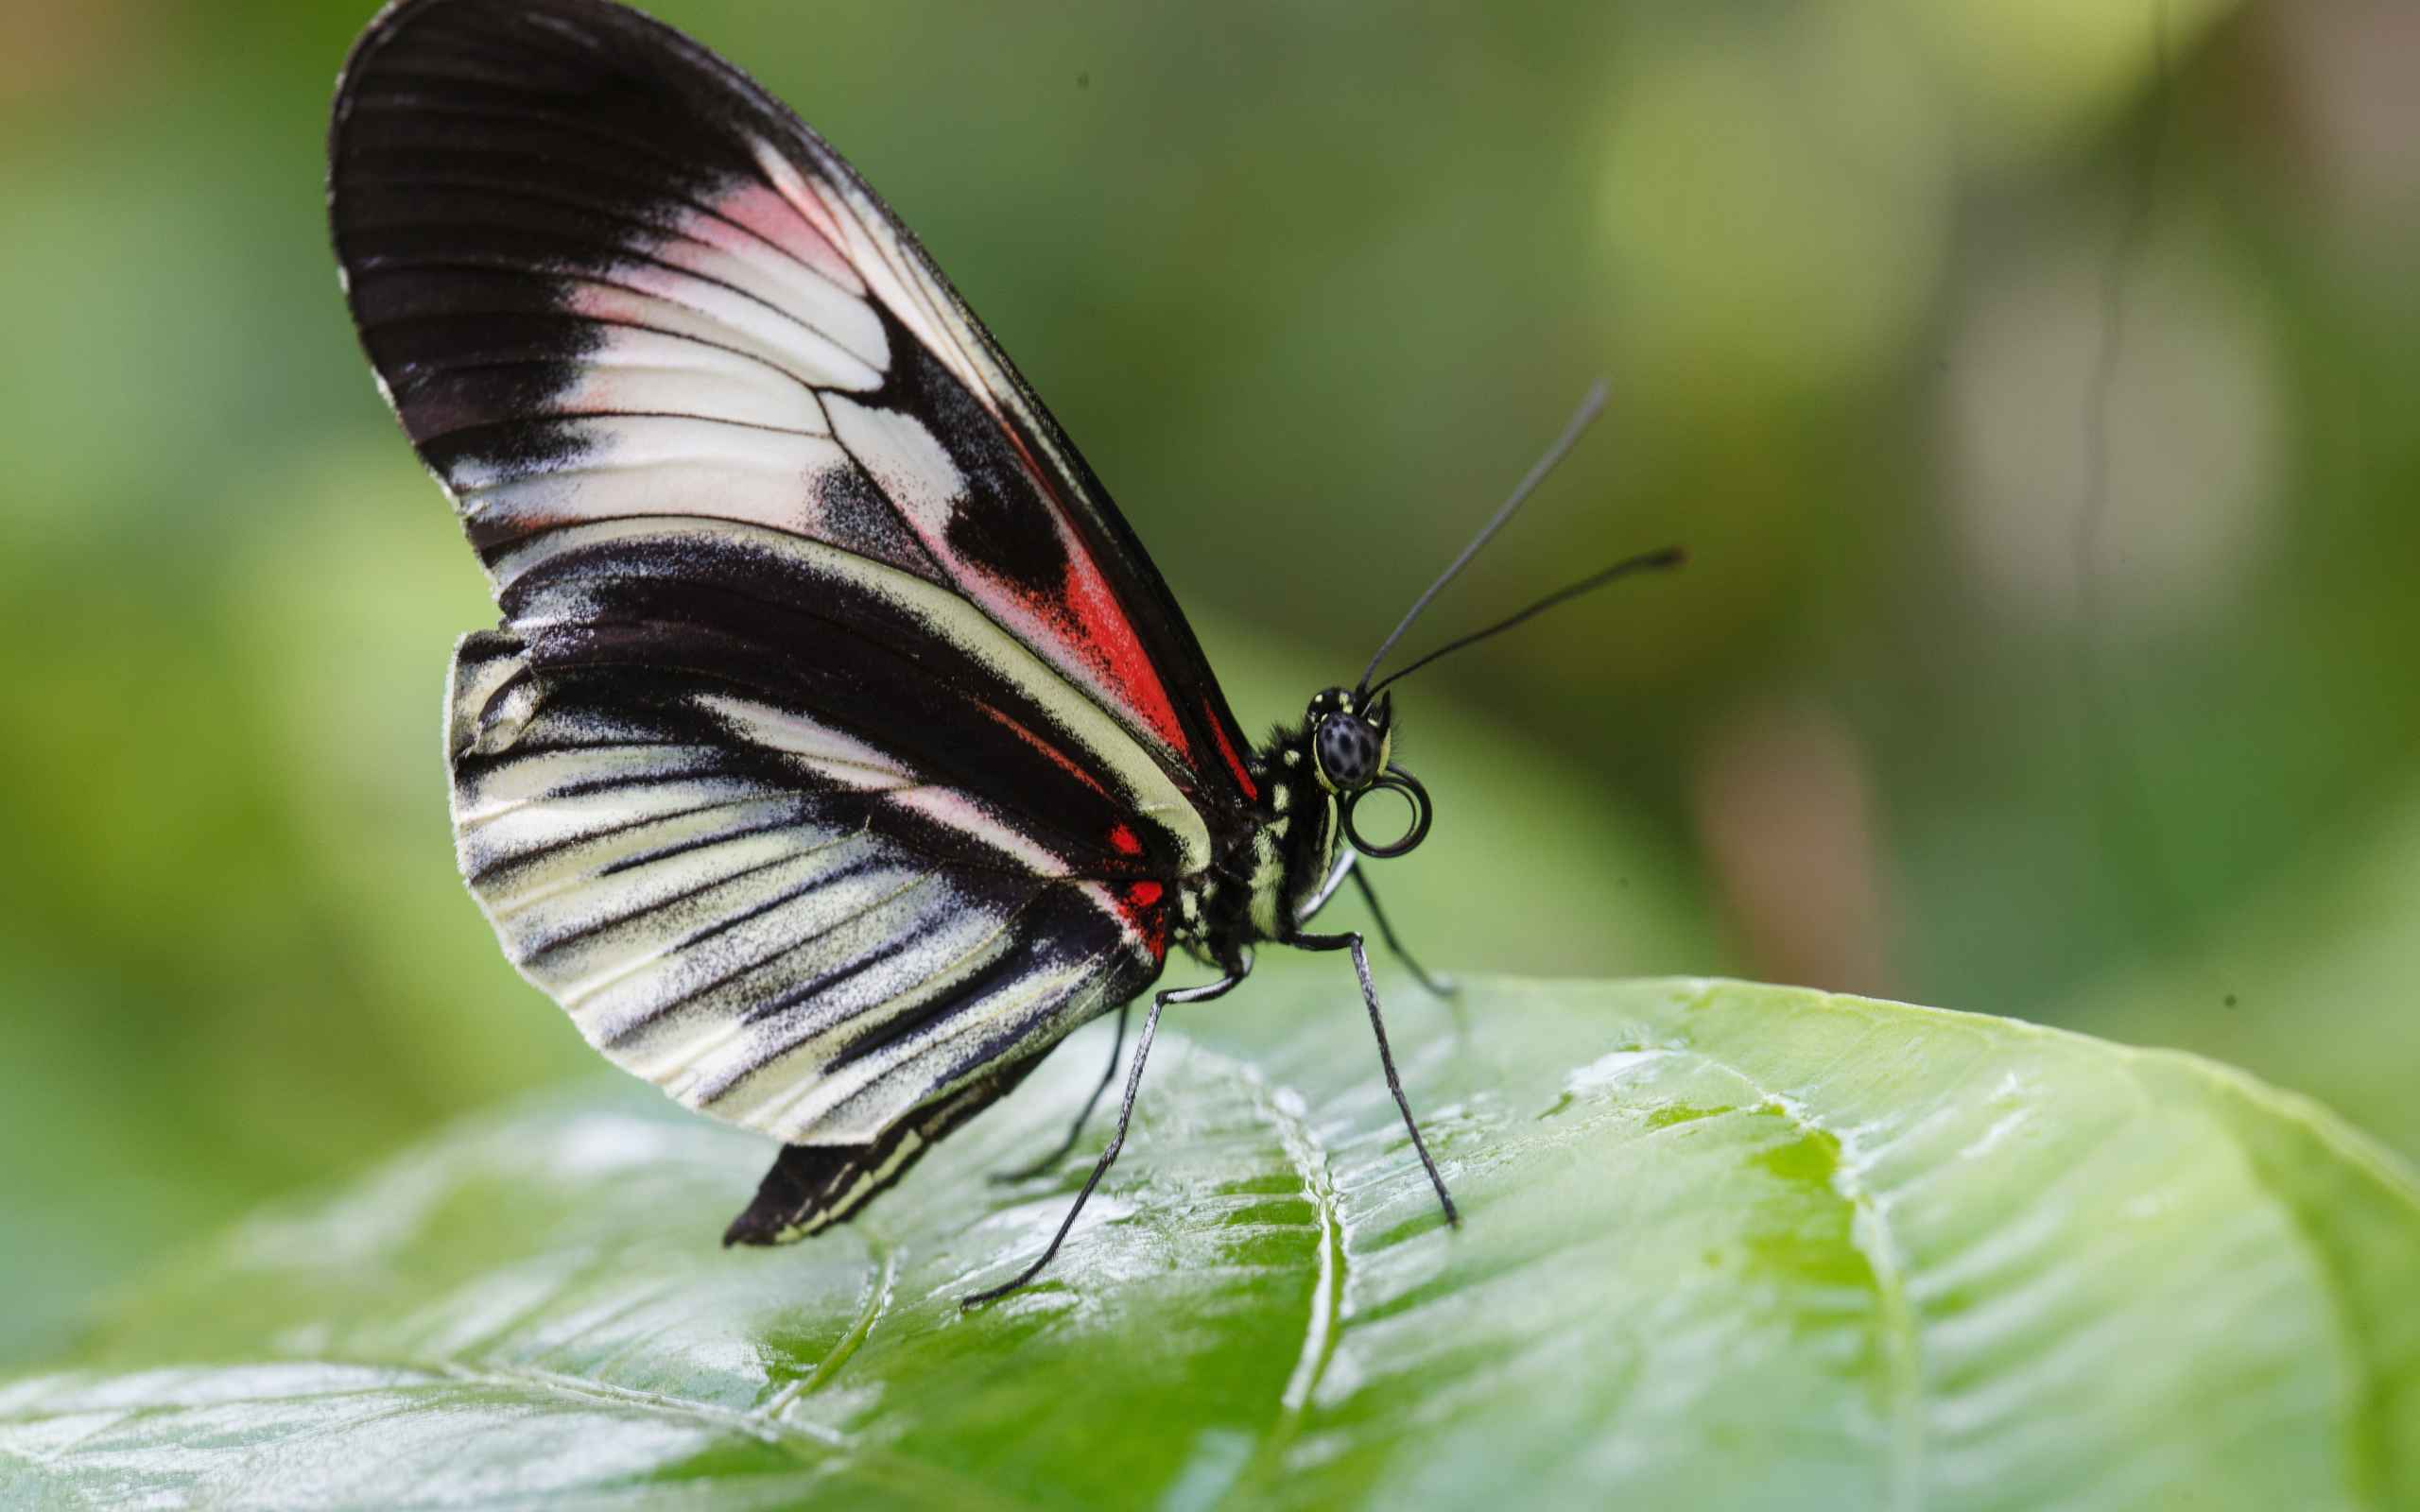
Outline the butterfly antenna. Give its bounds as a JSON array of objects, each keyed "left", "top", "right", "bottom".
[
  {"left": 1357, "top": 376, "right": 1613, "bottom": 696},
  {"left": 1365, "top": 544, "right": 1685, "bottom": 696}
]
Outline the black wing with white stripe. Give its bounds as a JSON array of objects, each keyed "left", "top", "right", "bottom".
[
  {"left": 329, "top": 0, "right": 1247, "bottom": 1154},
  {"left": 449, "top": 609, "right": 1164, "bottom": 1146},
  {"left": 330, "top": 0, "right": 1260, "bottom": 809}
]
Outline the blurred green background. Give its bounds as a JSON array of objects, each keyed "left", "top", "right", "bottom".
[{"left": 3, "top": 0, "right": 2416, "bottom": 1366}]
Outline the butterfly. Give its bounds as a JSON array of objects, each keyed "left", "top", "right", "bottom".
[{"left": 329, "top": 0, "right": 1679, "bottom": 1306}]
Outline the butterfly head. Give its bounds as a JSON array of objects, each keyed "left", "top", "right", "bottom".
[{"left": 1302, "top": 686, "right": 1430, "bottom": 860}]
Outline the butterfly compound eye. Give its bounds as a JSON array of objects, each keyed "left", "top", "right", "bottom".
[{"left": 1315, "top": 713, "right": 1383, "bottom": 790}]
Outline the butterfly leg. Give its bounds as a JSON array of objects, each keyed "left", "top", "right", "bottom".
[
  {"left": 960, "top": 963, "right": 1252, "bottom": 1309},
  {"left": 1347, "top": 867, "right": 1457, "bottom": 998},
  {"left": 1289, "top": 930, "right": 1461, "bottom": 1229},
  {"left": 990, "top": 1000, "right": 1129, "bottom": 1183}
]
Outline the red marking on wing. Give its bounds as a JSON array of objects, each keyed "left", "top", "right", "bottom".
[
  {"left": 1114, "top": 880, "right": 1168, "bottom": 961},
  {"left": 705, "top": 176, "right": 1211, "bottom": 787},
  {"left": 1108, "top": 824, "right": 1142, "bottom": 856},
  {"left": 1037, "top": 528, "right": 1192, "bottom": 762},
  {"left": 974, "top": 385, "right": 1198, "bottom": 772},
  {"left": 976, "top": 700, "right": 1118, "bottom": 805},
  {"left": 1203, "top": 698, "right": 1258, "bottom": 801}
]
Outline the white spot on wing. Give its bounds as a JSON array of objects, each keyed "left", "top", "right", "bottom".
[
  {"left": 562, "top": 276, "right": 882, "bottom": 394},
  {"left": 550, "top": 327, "right": 833, "bottom": 435},
  {"left": 451, "top": 417, "right": 855, "bottom": 540},
  {"left": 821, "top": 393, "right": 965, "bottom": 534}
]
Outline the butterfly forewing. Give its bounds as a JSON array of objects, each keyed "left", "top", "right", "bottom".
[
  {"left": 332, "top": 0, "right": 1255, "bottom": 800},
  {"left": 335, "top": 0, "right": 1247, "bottom": 1147}
]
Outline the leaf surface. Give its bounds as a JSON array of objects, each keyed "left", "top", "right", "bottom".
[{"left": 6, "top": 975, "right": 2416, "bottom": 1511}]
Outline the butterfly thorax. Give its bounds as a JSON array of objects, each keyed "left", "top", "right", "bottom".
[{"left": 1172, "top": 685, "right": 1397, "bottom": 971}]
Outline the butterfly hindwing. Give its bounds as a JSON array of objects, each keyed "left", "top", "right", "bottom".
[
  {"left": 449, "top": 623, "right": 1165, "bottom": 1144},
  {"left": 721, "top": 1055, "right": 1044, "bottom": 1246}
]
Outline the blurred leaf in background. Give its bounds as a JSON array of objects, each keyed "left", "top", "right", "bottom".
[{"left": 2, "top": 0, "right": 2417, "bottom": 1377}]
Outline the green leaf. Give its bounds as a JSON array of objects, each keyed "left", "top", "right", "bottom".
[{"left": 7, "top": 974, "right": 2417, "bottom": 1510}]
